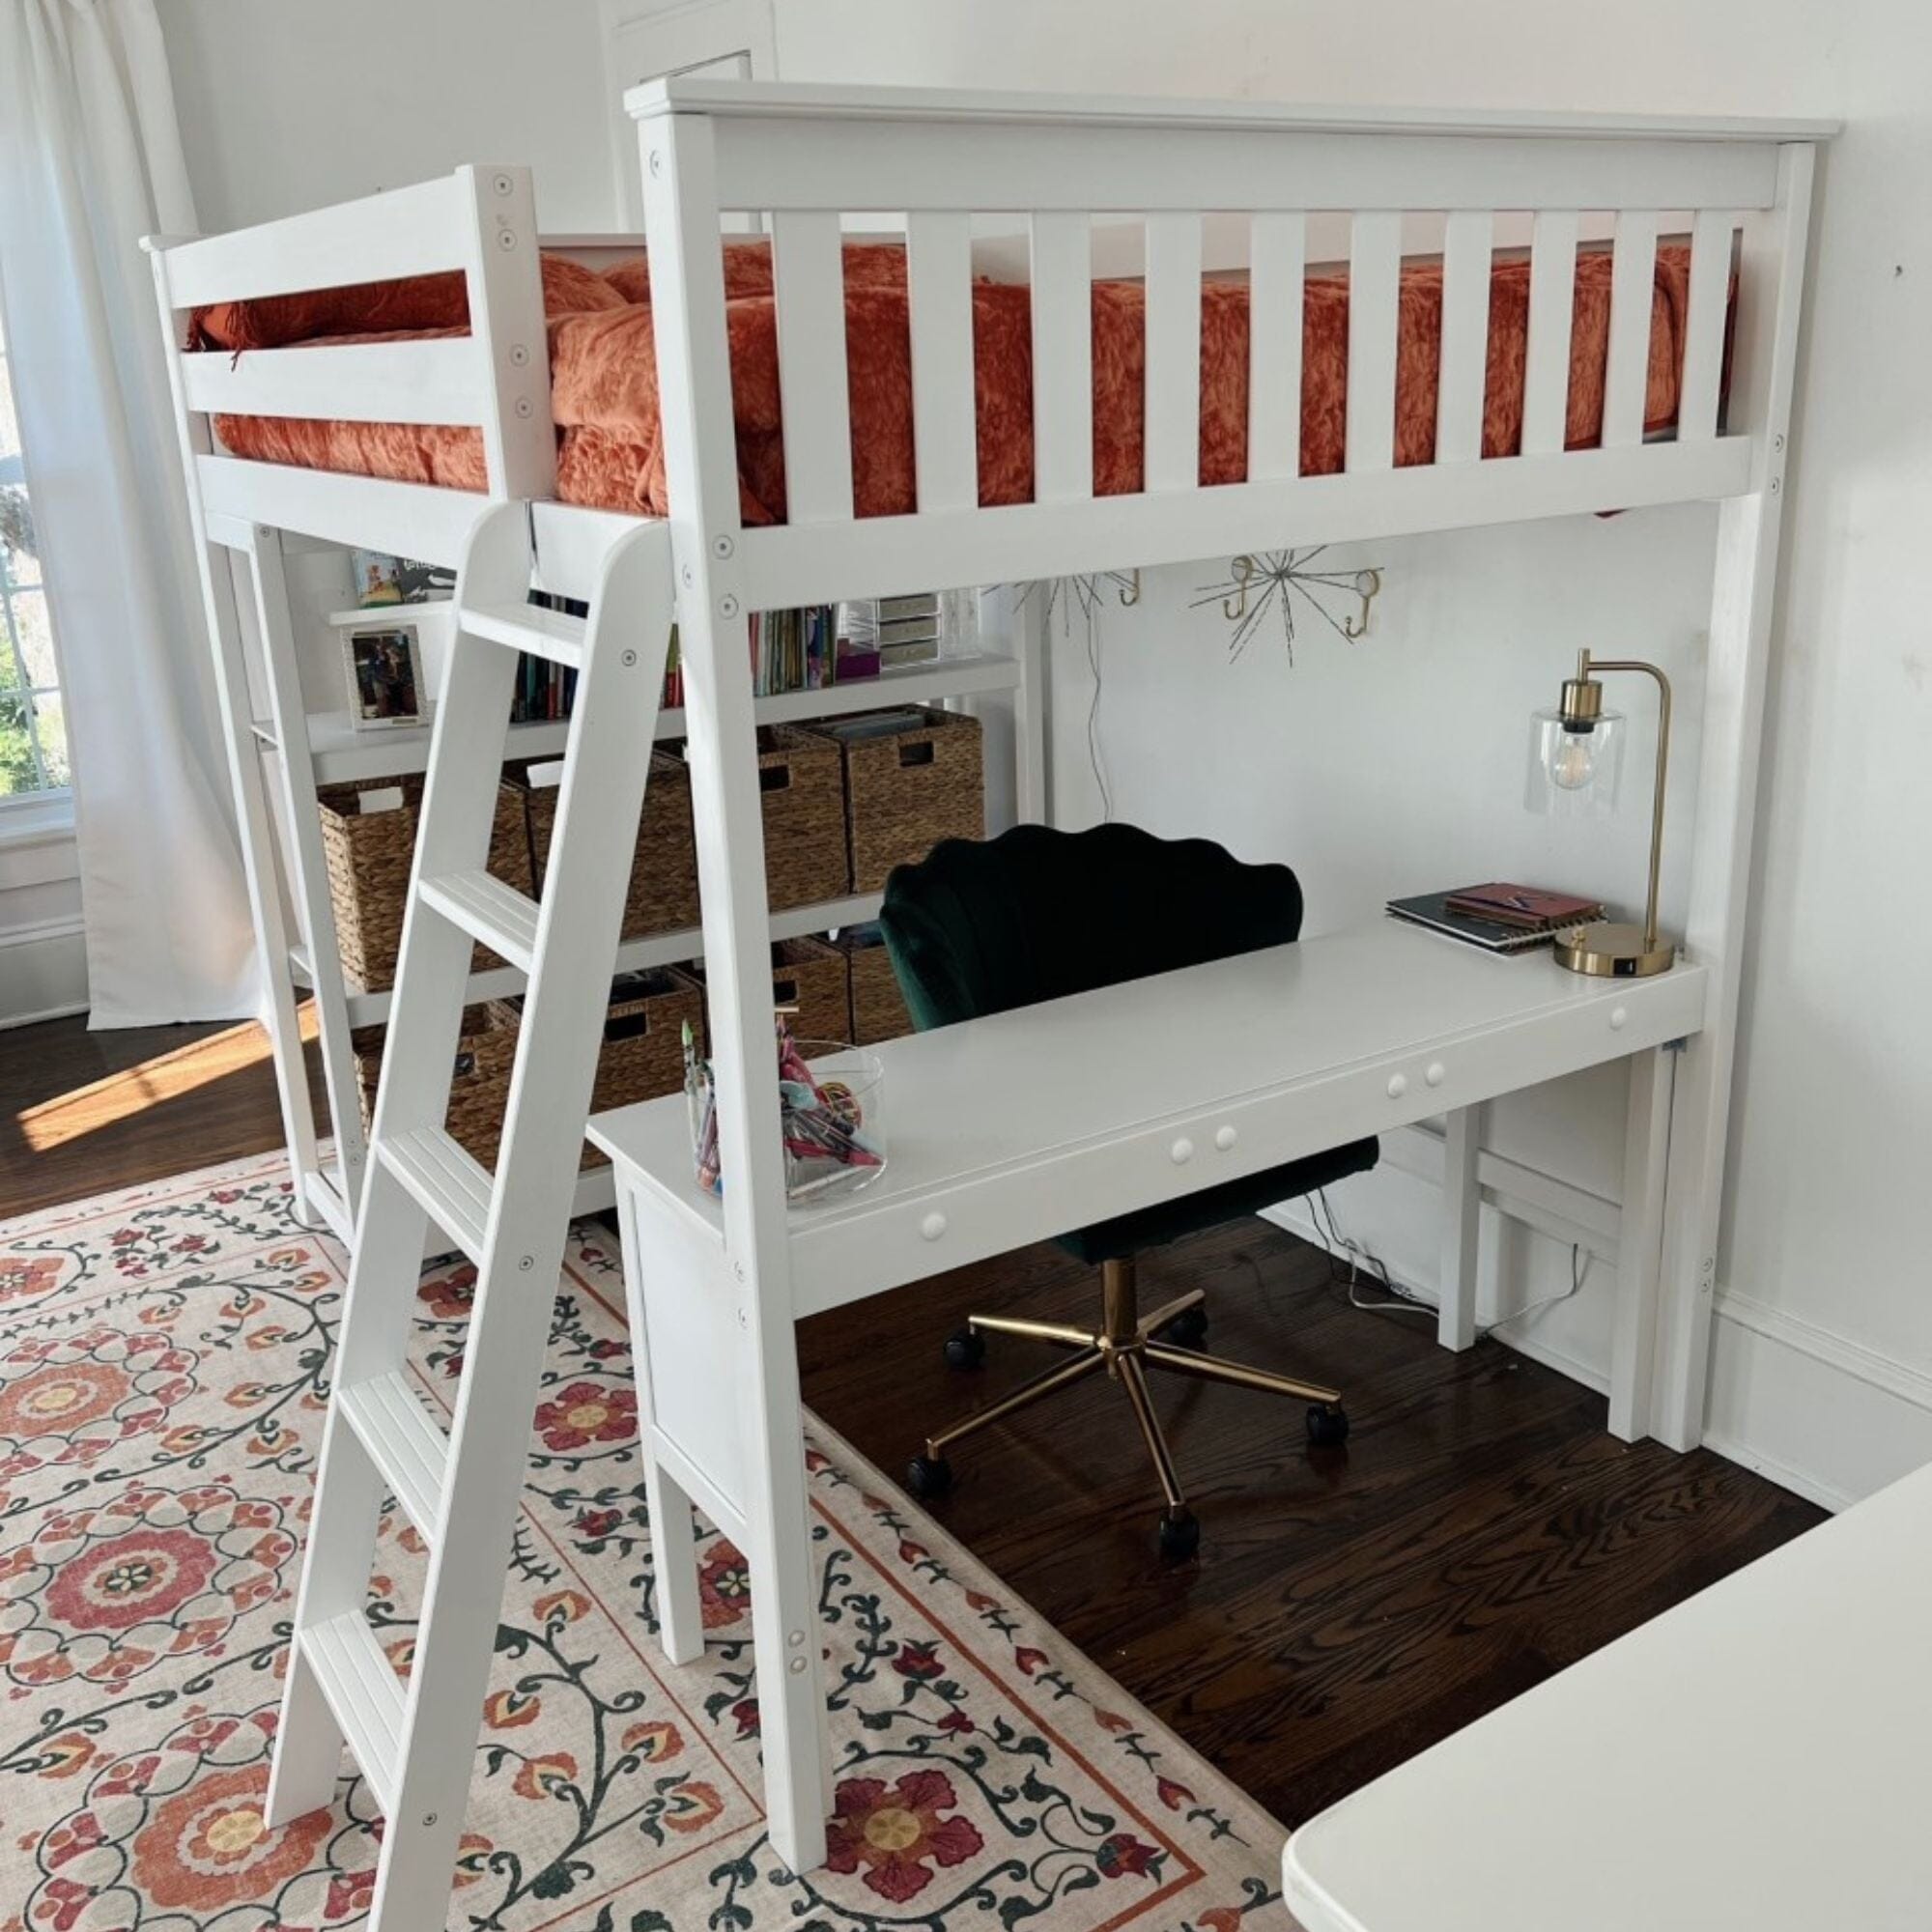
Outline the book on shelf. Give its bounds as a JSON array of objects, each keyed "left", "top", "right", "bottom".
[
  {"left": 1387, "top": 885, "right": 1605, "bottom": 953},
  {"left": 513, "top": 593, "right": 949, "bottom": 725}
]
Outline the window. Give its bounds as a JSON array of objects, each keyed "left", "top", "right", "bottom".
[{"left": 0, "top": 310, "right": 68, "bottom": 799}]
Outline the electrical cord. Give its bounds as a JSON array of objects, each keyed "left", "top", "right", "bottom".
[
  {"left": 1083, "top": 605, "right": 1111, "bottom": 821},
  {"left": 1309, "top": 1188, "right": 1433, "bottom": 1318},
  {"left": 1481, "top": 1241, "right": 1588, "bottom": 1338},
  {"left": 1307, "top": 1187, "right": 1590, "bottom": 1334}
]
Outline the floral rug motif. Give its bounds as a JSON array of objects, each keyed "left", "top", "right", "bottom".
[{"left": 0, "top": 1151, "right": 1286, "bottom": 1930}]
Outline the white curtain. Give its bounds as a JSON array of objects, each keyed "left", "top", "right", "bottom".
[{"left": 0, "top": 0, "right": 257, "bottom": 1025}]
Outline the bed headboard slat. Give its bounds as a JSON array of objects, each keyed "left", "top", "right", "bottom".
[
  {"left": 1346, "top": 211, "right": 1404, "bottom": 473},
  {"left": 1603, "top": 210, "right": 1662, "bottom": 448},
  {"left": 771, "top": 210, "right": 856, "bottom": 523},
  {"left": 1030, "top": 212, "right": 1094, "bottom": 502},
  {"left": 906, "top": 211, "right": 979, "bottom": 516}
]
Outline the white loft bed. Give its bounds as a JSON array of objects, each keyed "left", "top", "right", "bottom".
[{"left": 146, "top": 80, "right": 1831, "bottom": 1925}]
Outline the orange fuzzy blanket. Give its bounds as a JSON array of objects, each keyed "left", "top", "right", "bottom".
[{"left": 199, "top": 237, "right": 1703, "bottom": 525}]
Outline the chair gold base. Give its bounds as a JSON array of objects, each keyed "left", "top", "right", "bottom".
[{"left": 917, "top": 1258, "right": 1347, "bottom": 1555}]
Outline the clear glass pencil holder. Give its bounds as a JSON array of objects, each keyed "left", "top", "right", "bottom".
[{"left": 690, "top": 1039, "right": 888, "bottom": 1206}]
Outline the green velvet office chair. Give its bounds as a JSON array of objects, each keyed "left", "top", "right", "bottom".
[{"left": 879, "top": 822, "right": 1378, "bottom": 1559}]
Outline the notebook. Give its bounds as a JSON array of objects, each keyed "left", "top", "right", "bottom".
[
  {"left": 1386, "top": 888, "right": 1603, "bottom": 954},
  {"left": 1440, "top": 882, "right": 1605, "bottom": 930}
]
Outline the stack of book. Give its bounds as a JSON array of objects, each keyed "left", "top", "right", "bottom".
[
  {"left": 509, "top": 655, "right": 577, "bottom": 724},
  {"left": 749, "top": 604, "right": 837, "bottom": 696},
  {"left": 1387, "top": 882, "right": 1605, "bottom": 953},
  {"left": 513, "top": 592, "right": 944, "bottom": 724}
]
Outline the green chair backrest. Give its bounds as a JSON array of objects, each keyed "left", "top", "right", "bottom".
[{"left": 879, "top": 822, "right": 1304, "bottom": 1031}]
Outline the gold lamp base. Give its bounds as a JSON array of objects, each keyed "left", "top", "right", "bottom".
[{"left": 1553, "top": 919, "right": 1677, "bottom": 979}]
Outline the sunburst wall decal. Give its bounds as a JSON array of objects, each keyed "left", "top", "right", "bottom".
[{"left": 1189, "top": 549, "right": 1383, "bottom": 663}]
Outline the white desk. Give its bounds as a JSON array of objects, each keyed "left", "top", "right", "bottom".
[
  {"left": 1284, "top": 1457, "right": 1932, "bottom": 1932},
  {"left": 589, "top": 919, "right": 1709, "bottom": 1871}
]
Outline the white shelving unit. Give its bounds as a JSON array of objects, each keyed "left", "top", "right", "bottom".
[
  {"left": 250, "top": 587, "right": 1042, "bottom": 1244},
  {"left": 276, "top": 644, "right": 1025, "bottom": 785}
]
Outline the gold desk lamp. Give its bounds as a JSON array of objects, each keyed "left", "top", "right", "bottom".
[{"left": 1527, "top": 648, "right": 1676, "bottom": 978}]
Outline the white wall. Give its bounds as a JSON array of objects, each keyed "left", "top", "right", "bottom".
[
  {"left": 754, "top": 0, "right": 1932, "bottom": 1511},
  {"left": 159, "top": 0, "right": 616, "bottom": 234},
  {"left": 0, "top": 811, "right": 87, "bottom": 1026},
  {"left": 154, "top": 0, "right": 1932, "bottom": 1507}
]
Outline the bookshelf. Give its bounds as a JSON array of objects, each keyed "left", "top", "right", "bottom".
[
  {"left": 249, "top": 595, "right": 1044, "bottom": 1248},
  {"left": 264, "top": 648, "right": 1023, "bottom": 785}
]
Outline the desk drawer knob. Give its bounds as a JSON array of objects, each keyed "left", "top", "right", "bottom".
[
  {"left": 1215, "top": 1124, "right": 1238, "bottom": 1152},
  {"left": 1425, "top": 1062, "right": 1446, "bottom": 1088},
  {"left": 1386, "top": 1073, "right": 1408, "bottom": 1099},
  {"left": 1610, "top": 1006, "right": 1629, "bottom": 1031},
  {"left": 920, "top": 1212, "right": 948, "bottom": 1242},
  {"left": 1171, "top": 1137, "right": 1195, "bottom": 1165}
]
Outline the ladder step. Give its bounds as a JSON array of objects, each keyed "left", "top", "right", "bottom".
[
  {"left": 462, "top": 599, "right": 585, "bottom": 668},
  {"left": 417, "top": 868, "right": 540, "bottom": 972},
  {"left": 379, "top": 1126, "right": 494, "bottom": 1265},
  {"left": 340, "top": 1371, "right": 449, "bottom": 1541},
  {"left": 301, "top": 1609, "right": 406, "bottom": 1814}
]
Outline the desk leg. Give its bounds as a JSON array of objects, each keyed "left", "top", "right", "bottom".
[
  {"left": 1437, "top": 1104, "right": 1484, "bottom": 1351},
  {"left": 1609, "top": 1046, "right": 1672, "bottom": 1443},
  {"left": 615, "top": 1179, "right": 704, "bottom": 1666}
]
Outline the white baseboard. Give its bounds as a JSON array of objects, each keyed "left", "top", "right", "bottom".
[
  {"left": 0, "top": 915, "right": 88, "bottom": 1028},
  {"left": 1704, "top": 1290, "right": 1932, "bottom": 1514}
]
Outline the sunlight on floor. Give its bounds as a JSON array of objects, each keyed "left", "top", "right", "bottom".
[{"left": 14, "top": 1009, "right": 312, "bottom": 1152}]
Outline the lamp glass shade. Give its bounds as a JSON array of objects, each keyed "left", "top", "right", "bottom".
[{"left": 1525, "top": 708, "right": 1625, "bottom": 818}]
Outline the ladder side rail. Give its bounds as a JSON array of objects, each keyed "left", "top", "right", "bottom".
[
  {"left": 639, "top": 104, "right": 832, "bottom": 1874},
  {"left": 354, "top": 520, "right": 528, "bottom": 1181},
  {"left": 266, "top": 508, "right": 534, "bottom": 1836},
  {"left": 246, "top": 526, "right": 369, "bottom": 1216},
  {"left": 143, "top": 240, "right": 324, "bottom": 1224},
  {"left": 373, "top": 526, "right": 674, "bottom": 1924}
]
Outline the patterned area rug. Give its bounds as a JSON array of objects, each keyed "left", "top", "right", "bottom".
[{"left": 0, "top": 1151, "right": 1286, "bottom": 1930}]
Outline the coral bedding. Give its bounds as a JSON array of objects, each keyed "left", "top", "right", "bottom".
[{"left": 198, "top": 239, "right": 1705, "bottom": 526}]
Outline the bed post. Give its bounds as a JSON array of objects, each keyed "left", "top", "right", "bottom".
[
  {"left": 1652, "top": 143, "right": 1817, "bottom": 1451},
  {"left": 142, "top": 238, "right": 327, "bottom": 1228},
  {"left": 454, "top": 164, "right": 554, "bottom": 498},
  {"left": 636, "top": 100, "right": 832, "bottom": 1872}
]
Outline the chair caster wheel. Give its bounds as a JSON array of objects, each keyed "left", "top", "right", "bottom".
[
  {"left": 1306, "top": 1403, "right": 1350, "bottom": 1448},
  {"left": 1156, "top": 1507, "right": 1201, "bottom": 1563},
  {"left": 943, "top": 1327, "right": 986, "bottom": 1370},
  {"left": 1160, "top": 1306, "right": 1208, "bottom": 1350},
  {"left": 906, "top": 1454, "right": 953, "bottom": 1499}
]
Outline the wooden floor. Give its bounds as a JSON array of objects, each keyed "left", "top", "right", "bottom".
[{"left": 1, "top": 1011, "right": 1824, "bottom": 1827}]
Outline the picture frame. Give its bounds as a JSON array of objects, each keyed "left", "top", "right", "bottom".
[
  {"left": 340, "top": 623, "right": 429, "bottom": 731},
  {"left": 351, "top": 551, "right": 404, "bottom": 606},
  {"left": 350, "top": 550, "right": 455, "bottom": 607}
]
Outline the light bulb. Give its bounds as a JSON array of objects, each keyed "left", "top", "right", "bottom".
[{"left": 1548, "top": 729, "right": 1598, "bottom": 792}]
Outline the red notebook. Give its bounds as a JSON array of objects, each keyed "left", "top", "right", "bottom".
[{"left": 1441, "top": 883, "right": 1603, "bottom": 930}]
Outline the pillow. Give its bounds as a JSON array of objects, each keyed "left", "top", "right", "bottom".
[{"left": 187, "top": 250, "right": 623, "bottom": 352}]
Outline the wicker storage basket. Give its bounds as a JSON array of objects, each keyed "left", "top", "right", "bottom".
[
  {"left": 586, "top": 969, "right": 705, "bottom": 1166},
  {"left": 352, "top": 1002, "right": 520, "bottom": 1172},
  {"left": 677, "top": 935, "right": 849, "bottom": 1050},
  {"left": 506, "top": 751, "right": 700, "bottom": 940},
  {"left": 835, "top": 924, "right": 913, "bottom": 1044},
  {"left": 669, "top": 725, "right": 848, "bottom": 911},
  {"left": 817, "top": 706, "right": 983, "bottom": 893},
  {"left": 319, "top": 773, "right": 533, "bottom": 991},
  {"left": 482, "top": 969, "right": 703, "bottom": 1170}
]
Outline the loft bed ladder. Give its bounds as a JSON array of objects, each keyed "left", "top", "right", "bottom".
[{"left": 262, "top": 501, "right": 675, "bottom": 1926}]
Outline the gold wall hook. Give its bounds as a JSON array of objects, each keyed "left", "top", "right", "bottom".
[
  {"left": 1342, "top": 567, "right": 1382, "bottom": 639},
  {"left": 1223, "top": 554, "right": 1255, "bottom": 620},
  {"left": 1119, "top": 568, "right": 1141, "bottom": 608}
]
